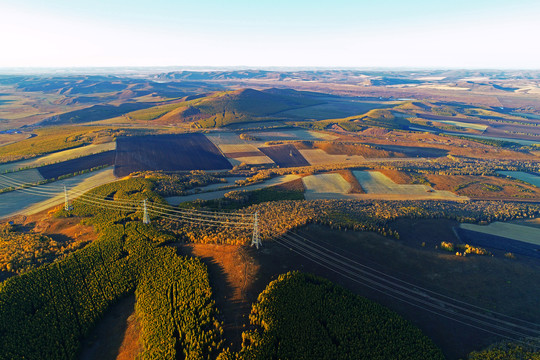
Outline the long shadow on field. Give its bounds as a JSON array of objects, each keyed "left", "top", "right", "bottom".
[{"left": 177, "top": 244, "right": 258, "bottom": 351}]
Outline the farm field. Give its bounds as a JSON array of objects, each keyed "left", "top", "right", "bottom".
[
  {"left": 298, "top": 148, "right": 366, "bottom": 166},
  {"left": 0, "top": 167, "right": 116, "bottom": 219},
  {"left": 114, "top": 133, "right": 232, "bottom": 177},
  {"left": 218, "top": 143, "right": 260, "bottom": 154},
  {"left": 36, "top": 150, "right": 115, "bottom": 180},
  {"left": 0, "top": 142, "right": 116, "bottom": 173},
  {"left": 258, "top": 144, "right": 310, "bottom": 167},
  {"left": 0, "top": 169, "right": 44, "bottom": 190},
  {"left": 302, "top": 173, "right": 352, "bottom": 200},
  {"left": 204, "top": 132, "right": 245, "bottom": 146},
  {"left": 216, "top": 143, "right": 275, "bottom": 165},
  {"left": 460, "top": 222, "right": 540, "bottom": 246},
  {"left": 497, "top": 170, "right": 540, "bottom": 187},
  {"left": 353, "top": 171, "right": 465, "bottom": 200}
]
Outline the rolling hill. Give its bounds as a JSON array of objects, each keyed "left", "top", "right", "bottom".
[{"left": 128, "top": 88, "right": 324, "bottom": 128}]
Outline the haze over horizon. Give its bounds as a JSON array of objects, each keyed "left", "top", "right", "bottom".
[{"left": 1, "top": 0, "right": 539, "bottom": 69}]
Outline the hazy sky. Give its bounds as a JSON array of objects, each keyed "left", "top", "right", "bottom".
[{"left": 1, "top": 0, "right": 539, "bottom": 68}]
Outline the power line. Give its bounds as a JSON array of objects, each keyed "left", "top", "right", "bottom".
[
  {"left": 273, "top": 233, "right": 540, "bottom": 347},
  {"left": 294, "top": 228, "right": 540, "bottom": 330}
]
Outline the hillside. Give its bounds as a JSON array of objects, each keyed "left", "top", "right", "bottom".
[{"left": 128, "top": 88, "right": 323, "bottom": 128}]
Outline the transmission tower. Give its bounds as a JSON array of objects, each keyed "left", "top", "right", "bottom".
[
  {"left": 64, "top": 185, "right": 72, "bottom": 211},
  {"left": 251, "top": 211, "right": 261, "bottom": 249},
  {"left": 142, "top": 199, "right": 151, "bottom": 224}
]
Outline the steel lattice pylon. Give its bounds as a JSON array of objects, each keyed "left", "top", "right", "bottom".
[
  {"left": 143, "top": 199, "right": 151, "bottom": 224},
  {"left": 251, "top": 211, "right": 261, "bottom": 249}
]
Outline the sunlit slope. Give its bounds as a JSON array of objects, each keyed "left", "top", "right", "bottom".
[{"left": 128, "top": 88, "right": 323, "bottom": 127}]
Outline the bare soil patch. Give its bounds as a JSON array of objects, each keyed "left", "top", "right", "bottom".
[{"left": 15, "top": 208, "right": 98, "bottom": 246}]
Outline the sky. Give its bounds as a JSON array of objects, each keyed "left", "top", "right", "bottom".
[{"left": 0, "top": 0, "right": 539, "bottom": 69}]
